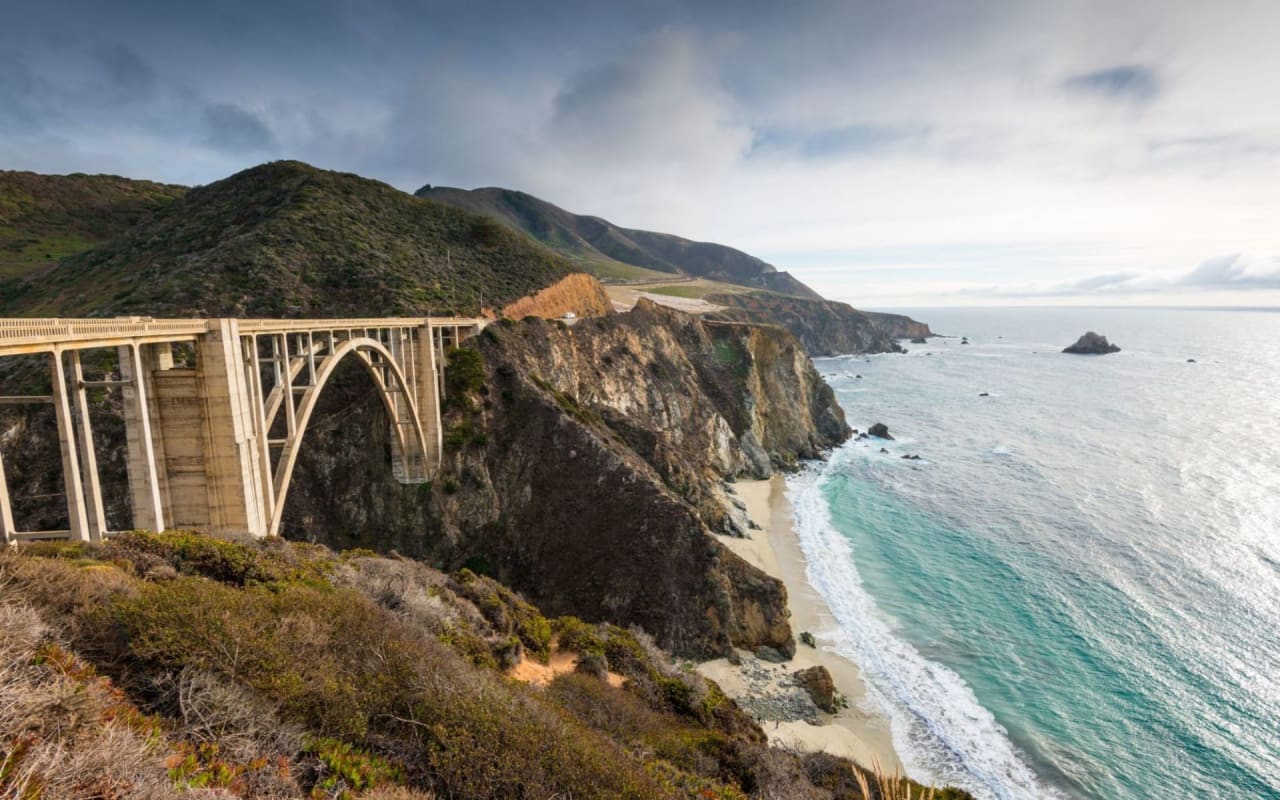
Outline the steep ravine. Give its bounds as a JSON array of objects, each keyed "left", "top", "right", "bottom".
[{"left": 283, "top": 300, "right": 850, "bottom": 657}]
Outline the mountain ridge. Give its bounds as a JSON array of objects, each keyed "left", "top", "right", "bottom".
[{"left": 417, "top": 184, "right": 822, "bottom": 299}]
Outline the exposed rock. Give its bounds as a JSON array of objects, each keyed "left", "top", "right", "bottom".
[
  {"left": 755, "top": 645, "right": 793, "bottom": 663},
  {"left": 1063, "top": 331, "right": 1121, "bottom": 355},
  {"left": 799, "top": 631, "right": 817, "bottom": 648},
  {"left": 868, "top": 422, "right": 893, "bottom": 440},
  {"left": 706, "top": 292, "right": 924, "bottom": 356},
  {"left": 978, "top": 392, "right": 990, "bottom": 397},
  {"left": 863, "top": 311, "right": 934, "bottom": 341},
  {"left": 879, "top": 447, "right": 889, "bottom": 454},
  {"left": 910, "top": 337, "right": 928, "bottom": 344},
  {"left": 793, "top": 665, "right": 838, "bottom": 713},
  {"left": 1186, "top": 358, "right": 1196, "bottom": 363}
]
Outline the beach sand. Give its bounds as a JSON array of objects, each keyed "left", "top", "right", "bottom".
[{"left": 699, "top": 475, "right": 903, "bottom": 773}]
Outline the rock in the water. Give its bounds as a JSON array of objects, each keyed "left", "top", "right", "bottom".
[
  {"left": 978, "top": 392, "right": 990, "bottom": 397},
  {"left": 1186, "top": 358, "right": 1196, "bottom": 363},
  {"left": 854, "top": 374, "right": 863, "bottom": 379},
  {"left": 911, "top": 337, "right": 928, "bottom": 344},
  {"left": 868, "top": 422, "right": 893, "bottom": 439},
  {"left": 900, "top": 454, "right": 922, "bottom": 461},
  {"left": 961, "top": 337, "right": 969, "bottom": 345},
  {"left": 799, "top": 631, "right": 817, "bottom": 648},
  {"left": 1063, "top": 331, "right": 1121, "bottom": 355},
  {"left": 879, "top": 447, "right": 889, "bottom": 454},
  {"left": 793, "top": 666, "right": 838, "bottom": 713}
]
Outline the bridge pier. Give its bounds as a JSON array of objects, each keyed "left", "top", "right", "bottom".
[
  {"left": 50, "top": 350, "right": 92, "bottom": 543},
  {"left": 193, "top": 320, "right": 271, "bottom": 536},
  {"left": 120, "top": 343, "right": 169, "bottom": 533}
]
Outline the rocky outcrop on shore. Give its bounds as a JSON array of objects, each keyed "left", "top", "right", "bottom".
[
  {"left": 863, "top": 310, "right": 934, "bottom": 341},
  {"left": 706, "top": 292, "right": 930, "bottom": 356},
  {"left": 1063, "top": 331, "right": 1121, "bottom": 354}
]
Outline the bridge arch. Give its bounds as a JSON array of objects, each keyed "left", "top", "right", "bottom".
[{"left": 266, "top": 336, "right": 428, "bottom": 537}]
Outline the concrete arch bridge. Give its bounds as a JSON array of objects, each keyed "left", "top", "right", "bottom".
[{"left": 0, "top": 316, "right": 485, "bottom": 544}]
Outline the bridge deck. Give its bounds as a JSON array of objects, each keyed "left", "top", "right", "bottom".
[{"left": 0, "top": 316, "right": 485, "bottom": 356}]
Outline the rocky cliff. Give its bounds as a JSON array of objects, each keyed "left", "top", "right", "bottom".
[
  {"left": 707, "top": 292, "right": 904, "bottom": 356},
  {"left": 500, "top": 272, "right": 614, "bottom": 319},
  {"left": 863, "top": 310, "right": 934, "bottom": 340},
  {"left": 282, "top": 300, "right": 849, "bottom": 657}
]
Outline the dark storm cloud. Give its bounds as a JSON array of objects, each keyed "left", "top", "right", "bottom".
[
  {"left": 203, "top": 103, "right": 276, "bottom": 153},
  {"left": 1062, "top": 64, "right": 1161, "bottom": 105}
]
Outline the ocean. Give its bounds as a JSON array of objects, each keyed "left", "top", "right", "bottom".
[{"left": 790, "top": 307, "right": 1280, "bottom": 800}]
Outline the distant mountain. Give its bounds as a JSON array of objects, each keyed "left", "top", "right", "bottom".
[
  {"left": 417, "top": 185, "right": 822, "bottom": 299},
  {"left": 2, "top": 161, "right": 585, "bottom": 318},
  {"left": 0, "top": 170, "right": 186, "bottom": 282}
]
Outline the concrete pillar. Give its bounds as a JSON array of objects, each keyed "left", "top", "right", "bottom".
[
  {"left": 119, "top": 343, "right": 168, "bottom": 532},
  {"left": 69, "top": 351, "right": 107, "bottom": 540},
  {"left": 0, "top": 450, "right": 14, "bottom": 545},
  {"left": 195, "top": 320, "right": 269, "bottom": 537},
  {"left": 50, "top": 350, "right": 90, "bottom": 542},
  {"left": 413, "top": 324, "right": 443, "bottom": 476}
]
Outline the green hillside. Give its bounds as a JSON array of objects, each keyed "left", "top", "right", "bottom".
[
  {"left": 417, "top": 185, "right": 821, "bottom": 299},
  {"left": 0, "top": 170, "right": 186, "bottom": 281},
  {"left": 1, "top": 161, "right": 580, "bottom": 318}
]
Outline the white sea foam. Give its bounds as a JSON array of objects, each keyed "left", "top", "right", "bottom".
[{"left": 787, "top": 448, "right": 1065, "bottom": 800}]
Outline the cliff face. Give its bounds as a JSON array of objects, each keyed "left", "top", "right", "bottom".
[
  {"left": 863, "top": 310, "right": 934, "bottom": 340},
  {"left": 500, "top": 272, "right": 614, "bottom": 319},
  {"left": 280, "top": 300, "right": 849, "bottom": 657},
  {"left": 707, "top": 292, "right": 903, "bottom": 356}
]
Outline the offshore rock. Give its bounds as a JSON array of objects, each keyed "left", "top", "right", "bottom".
[
  {"left": 1063, "top": 331, "right": 1121, "bottom": 355},
  {"left": 868, "top": 422, "right": 893, "bottom": 440}
]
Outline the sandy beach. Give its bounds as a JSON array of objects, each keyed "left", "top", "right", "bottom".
[{"left": 699, "top": 475, "right": 903, "bottom": 773}]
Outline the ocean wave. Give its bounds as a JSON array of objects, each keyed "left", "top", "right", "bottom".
[{"left": 787, "top": 449, "right": 1065, "bottom": 800}]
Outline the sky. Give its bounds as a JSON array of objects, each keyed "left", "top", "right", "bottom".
[{"left": 3, "top": 0, "right": 1279, "bottom": 307}]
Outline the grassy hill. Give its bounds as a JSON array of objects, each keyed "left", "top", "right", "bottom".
[
  {"left": 417, "top": 185, "right": 821, "bottom": 299},
  {"left": 1, "top": 162, "right": 581, "bottom": 318},
  {"left": 0, "top": 170, "right": 186, "bottom": 282}
]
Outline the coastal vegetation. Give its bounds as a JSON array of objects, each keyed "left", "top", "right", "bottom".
[{"left": 0, "top": 532, "right": 965, "bottom": 799}]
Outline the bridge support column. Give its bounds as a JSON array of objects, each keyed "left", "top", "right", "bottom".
[
  {"left": 120, "top": 343, "right": 168, "bottom": 532},
  {"left": 413, "top": 323, "right": 443, "bottom": 476},
  {"left": 50, "top": 350, "right": 90, "bottom": 542},
  {"left": 0, "top": 449, "right": 14, "bottom": 545},
  {"left": 195, "top": 320, "right": 269, "bottom": 537},
  {"left": 69, "top": 352, "right": 107, "bottom": 540}
]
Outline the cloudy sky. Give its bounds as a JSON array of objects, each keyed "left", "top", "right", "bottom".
[{"left": 4, "top": 0, "right": 1279, "bottom": 307}]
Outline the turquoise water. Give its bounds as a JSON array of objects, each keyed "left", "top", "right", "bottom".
[{"left": 790, "top": 307, "right": 1280, "bottom": 800}]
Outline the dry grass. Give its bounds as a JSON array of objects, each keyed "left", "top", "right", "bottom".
[
  {"left": 0, "top": 597, "right": 177, "bottom": 799},
  {"left": 855, "top": 757, "right": 937, "bottom": 800}
]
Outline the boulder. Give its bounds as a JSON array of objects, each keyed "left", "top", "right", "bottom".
[
  {"left": 1063, "top": 331, "right": 1120, "bottom": 355},
  {"left": 793, "top": 666, "right": 838, "bottom": 713},
  {"left": 799, "top": 631, "right": 817, "bottom": 648},
  {"left": 910, "top": 337, "right": 928, "bottom": 344},
  {"left": 978, "top": 392, "right": 989, "bottom": 397},
  {"left": 868, "top": 422, "right": 893, "bottom": 440}
]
